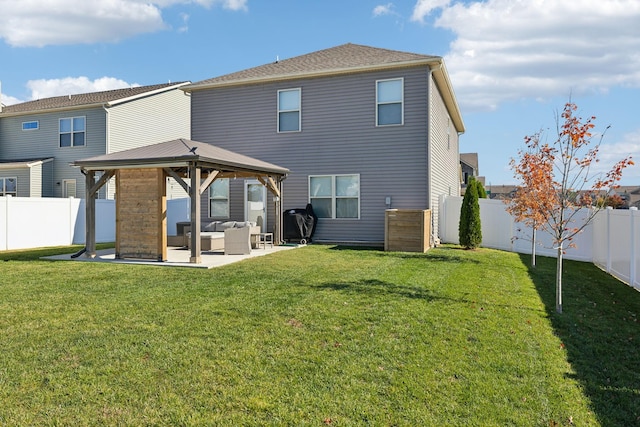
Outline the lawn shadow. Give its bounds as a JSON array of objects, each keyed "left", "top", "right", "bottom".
[
  {"left": 315, "top": 278, "right": 443, "bottom": 301},
  {"left": 327, "top": 244, "right": 481, "bottom": 264},
  {"left": 520, "top": 254, "right": 640, "bottom": 424}
]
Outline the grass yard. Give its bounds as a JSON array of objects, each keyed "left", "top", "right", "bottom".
[{"left": 0, "top": 244, "right": 638, "bottom": 426}]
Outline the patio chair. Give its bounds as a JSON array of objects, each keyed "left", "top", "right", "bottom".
[{"left": 224, "top": 226, "right": 252, "bottom": 255}]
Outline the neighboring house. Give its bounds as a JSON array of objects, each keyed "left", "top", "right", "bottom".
[
  {"left": 610, "top": 186, "right": 640, "bottom": 209},
  {"left": 0, "top": 82, "right": 191, "bottom": 199},
  {"left": 487, "top": 184, "right": 518, "bottom": 200},
  {"left": 460, "top": 152, "right": 485, "bottom": 194},
  {"left": 183, "top": 43, "right": 465, "bottom": 245},
  {"left": 460, "top": 152, "right": 478, "bottom": 187}
]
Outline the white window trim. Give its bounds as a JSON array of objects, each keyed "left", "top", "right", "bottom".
[
  {"left": 22, "top": 121, "right": 39, "bottom": 131},
  {"left": 277, "top": 88, "right": 301, "bottom": 133},
  {"left": 0, "top": 177, "right": 17, "bottom": 197},
  {"left": 208, "top": 178, "right": 230, "bottom": 218},
  {"left": 308, "top": 174, "right": 360, "bottom": 220},
  {"left": 375, "top": 78, "right": 404, "bottom": 127},
  {"left": 59, "top": 116, "right": 86, "bottom": 148}
]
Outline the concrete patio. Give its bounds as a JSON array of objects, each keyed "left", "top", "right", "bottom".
[{"left": 43, "top": 244, "right": 301, "bottom": 269}]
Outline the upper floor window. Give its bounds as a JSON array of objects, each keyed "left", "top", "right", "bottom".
[
  {"left": 209, "top": 178, "right": 229, "bottom": 218},
  {"left": 278, "top": 88, "right": 301, "bottom": 132},
  {"left": 309, "top": 174, "right": 360, "bottom": 219},
  {"left": 59, "top": 117, "right": 85, "bottom": 147},
  {"left": 376, "top": 78, "right": 404, "bottom": 126},
  {"left": 22, "top": 121, "right": 39, "bottom": 131},
  {"left": 0, "top": 177, "right": 17, "bottom": 197}
]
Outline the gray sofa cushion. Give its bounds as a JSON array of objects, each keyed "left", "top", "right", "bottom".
[
  {"left": 216, "top": 221, "right": 236, "bottom": 232},
  {"left": 202, "top": 221, "right": 220, "bottom": 232}
]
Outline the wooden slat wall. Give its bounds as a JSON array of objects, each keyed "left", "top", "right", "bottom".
[
  {"left": 115, "top": 168, "right": 167, "bottom": 260},
  {"left": 384, "top": 209, "right": 431, "bottom": 252}
]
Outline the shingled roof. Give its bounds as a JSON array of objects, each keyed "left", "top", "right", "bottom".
[
  {"left": 185, "top": 43, "right": 441, "bottom": 90},
  {"left": 0, "top": 82, "right": 190, "bottom": 116}
]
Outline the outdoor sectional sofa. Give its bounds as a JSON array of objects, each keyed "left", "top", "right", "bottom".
[{"left": 184, "top": 221, "right": 261, "bottom": 254}]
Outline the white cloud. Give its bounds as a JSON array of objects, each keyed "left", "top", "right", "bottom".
[
  {"left": 0, "top": 0, "right": 247, "bottom": 47},
  {"left": 177, "top": 13, "right": 190, "bottom": 33},
  {"left": 152, "top": 0, "right": 247, "bottom": 10},
  {"left": 373, "top": 3, "right": 396, "bottom": 17},
  {"left": 427, "top": 0, "right": 640, "bottom": 112},
  {"left": 596, "top": 131, "right": 640, "bottom": 182},
  {"left": 411, "top": 0, "right": 451, "bottom": 23},
  {"left": 26, "top": 77, "right": 139, "bottom": 100},
  {"left": 0, "top": 93, "right": 22, "bottom": 106}
]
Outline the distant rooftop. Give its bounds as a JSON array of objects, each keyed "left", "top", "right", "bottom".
[{"left": 0, "top": 82, "right": 190, "bottom": 116}]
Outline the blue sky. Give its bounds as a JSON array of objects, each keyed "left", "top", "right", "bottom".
[{"left": 1, "top": 0, "right": 639, "bottom": 186}]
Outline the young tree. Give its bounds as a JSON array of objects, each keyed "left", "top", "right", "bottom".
[
  {"left": 459, "top": 177, "right": 482, "bottom": 249},
  {"left": 507, "top": 133, "right": 556, "bottom": 267},
  {"left": 508, "top": 102, "right": 634, "bottom": 313},
  {"left": 475, "top": 178, "right": 488, "bottom": 199}
]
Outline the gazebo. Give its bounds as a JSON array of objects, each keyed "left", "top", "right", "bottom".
[{"left": 72, "top": 139, "right": 289, "bottom": 264}]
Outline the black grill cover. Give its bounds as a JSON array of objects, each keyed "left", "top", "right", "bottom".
[{"left": 283, "top": 204, "right": 317, "bottom": 243}]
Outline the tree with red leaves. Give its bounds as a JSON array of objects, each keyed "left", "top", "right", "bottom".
[{"left": 508, "top": 102, "right": 634, "bottom": 313}]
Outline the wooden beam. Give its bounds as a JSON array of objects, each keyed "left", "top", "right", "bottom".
[
  {"left": 189, "top": 163, "right": 201, "bottom": 263},
  {"left": 200, "top": 170, "right": 219, "bottom": 195},
  {"left": 216, "top": 171, "right": 262, "bottom": 179},
  {"left": 163, "top": 167, "right": 190, "bottom": 194},
  {"left": 88, "top": 170, "right": 115, "bottom": 197},
  {"left": 257, "top": 176, "right": 280, "bottom": 198}
]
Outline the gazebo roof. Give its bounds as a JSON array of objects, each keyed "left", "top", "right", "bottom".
[{"left": 72, "top": 138, "right": 289, "bottom": 176}]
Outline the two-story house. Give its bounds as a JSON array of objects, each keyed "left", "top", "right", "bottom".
[
  {"left": 182, "top": 43, "right": 465, "bottom": 245},
  {"left": 0, "top": 82, "right": 191, "bottom": 199}
]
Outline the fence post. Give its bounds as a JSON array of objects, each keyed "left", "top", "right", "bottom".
[
  {"left": 3, "top": 195, "right": 9, "bottom": 250},
  {"left": 606, "top": 206, "right": 613, "bottom": 273},
  {"left": 630, "top": 207, "right": 637, "bottom": 288},
  {"left": 439, "top": 194, "right": 446, "bottom": 244}
]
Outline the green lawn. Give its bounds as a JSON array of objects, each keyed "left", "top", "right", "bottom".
[{"left": 0, "top": 244, "right": 638, "bottom": 426}]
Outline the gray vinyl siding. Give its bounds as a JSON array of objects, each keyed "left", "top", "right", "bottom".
[
  {"left": 429, "top": 76, "right": 461, "bottom": 241},
  {"left": 29, "top": 163, "right": 42, "bottom": 197},
  {"left": 192, "top": 66, "right": 433, "bottom": 244},
  {"left": 42, "top": 161, "right": 54, "bottom": 197},
  {"left": 0, "top": 169, "right": 30, "bottom": 197},
  {"left": 0, "top": 108, "right": 107, "bottom": 198},
  {"left": 107, "top": 88, "right": 191, "bottom": 199}
]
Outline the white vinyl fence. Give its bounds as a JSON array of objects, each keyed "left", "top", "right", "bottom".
[
  {"left": 0, "top": 196, "right": 190, "bottom": 251},
  {"left": 439, "top": 195, "right": 640, "bottom": 290}
]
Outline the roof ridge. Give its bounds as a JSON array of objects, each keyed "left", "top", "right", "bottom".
[
  {"left": 1, "top": 81, "right": 190, "bottom": 115},
  {"left": 186, "top": 43, "right": 441, "bottom": 89}
]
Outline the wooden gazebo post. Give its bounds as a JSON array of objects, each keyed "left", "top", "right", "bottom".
[
  {"left": 84, "top": 170, "right": 97, "bottom": 258},
  {"left": 83, "top": 169, "right": 115, "bottom": 259},
  {"left": 189, "top": 162, "right": 202, "bottom": 264}
]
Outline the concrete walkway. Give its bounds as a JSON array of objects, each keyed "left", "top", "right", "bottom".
[{"left": 43, "top": 244, "right": 301, "bottom": 269}]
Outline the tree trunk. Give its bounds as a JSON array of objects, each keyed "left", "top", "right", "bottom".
[
  {"left": 556, "top": 244, "right": 563, "bottom": 314},
  {"left": 531, "top": 227, "right": 536, "bottom": 268}
]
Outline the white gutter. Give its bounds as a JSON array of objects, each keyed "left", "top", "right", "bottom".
[
  {"left": 182, "top": 59, "right": 442, "bottom": 92},
  {"left": 106, "top": 82, "right": 191, "bottom": 107},
  {"left": 0, "top": 158, "right": 54, "bottom": 170}
]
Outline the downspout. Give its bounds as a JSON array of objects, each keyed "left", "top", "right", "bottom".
[{"left": 426, "top": 65, "right": 437, "bottom": 247}]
